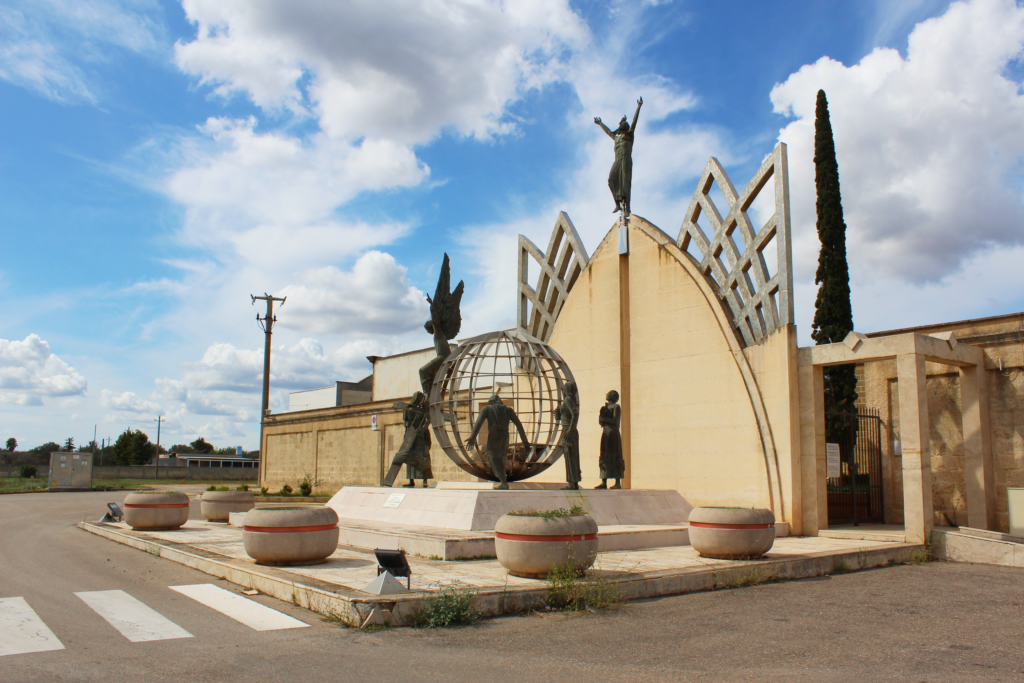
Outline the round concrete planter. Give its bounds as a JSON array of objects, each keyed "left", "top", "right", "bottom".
[
  {"left": 242, "top": 506, "right": 339, "bottom": 566},
  {"left": 200, "top": 490, "right": 255, "bottom": 522},
  {"left": 123, "top": 491, "right": 191, "bottom": 531},
  {"left": 688, "top": 507, "right": 775, "bottom": 560},
  {"left": 494, "top": 513, "right": 598, "bottom": 579}
]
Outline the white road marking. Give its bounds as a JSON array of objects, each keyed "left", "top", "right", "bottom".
[
  {"left": 0, "top": 597, "right": 65, "bottom": 657},
  {"left": 169, "top": 584, "right": 309, "bottom": 631},
  {"left": 75, "top": 590, "right": 193, "bottom": 643}
]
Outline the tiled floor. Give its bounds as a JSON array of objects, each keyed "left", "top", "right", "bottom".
[{"left": 112, "top": 520, "right": 903, "bottom": 594}]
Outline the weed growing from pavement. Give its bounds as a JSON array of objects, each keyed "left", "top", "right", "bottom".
[
  {"left": 361, "top": 624, "right": 393, "bottom": 633},
  {"left": 908, "top": 533, "right": 937, "bottom": 565},
  {"left": 508, "top": 505, "right": 586, "bottom": 518},
  {"left": 547, "top": 558, "right": 623, "bottom": 611},
  {"left": 410, "top": 581, "right": 478, "bottom": 628}
]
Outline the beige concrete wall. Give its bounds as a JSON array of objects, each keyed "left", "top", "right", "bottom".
[{"left": 371, "top": 348, "right": 434, "bottom": 401}]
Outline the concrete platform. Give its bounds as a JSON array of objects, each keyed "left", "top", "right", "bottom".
[
  {"left": 934, "top": 526, "right": 1024, "bottom": 567},
  {"left": 326, "top": 486, "right": 693, "bottom": 531},
  {"left": 79, "top": 519, "right": 920, "bottom": 629},
  {"left": 817, "top": 524, "right": 906, "bottom": 543}
]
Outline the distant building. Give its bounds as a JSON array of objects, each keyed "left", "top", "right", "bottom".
[{"left": 286, "top": 375, "right": 373, "bottom": 412}]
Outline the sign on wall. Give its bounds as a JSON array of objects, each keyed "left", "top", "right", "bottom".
[
  {"left": 826, "top": 443, "right": 841, "bottom": 479},
  {"left": 371, "top": 415, "right": 378, "bottom": 431}
]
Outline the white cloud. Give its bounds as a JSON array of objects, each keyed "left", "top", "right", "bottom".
[
  {"left": 0, "top": 0, "right": 162, "bottom": 104},
  {"left": 772, "top": 0, "right": 1024, "bottom": 286},
  {"left": 0, "top": 334, "right": 88, "bottom": 406},
  {"left": 280, "top": 251, "right": 430, "bottom": 335},
  {"left": 100, "top": 389, "right": 160, "bottom": 414}
]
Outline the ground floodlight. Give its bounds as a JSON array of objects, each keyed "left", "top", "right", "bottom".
[{"left": 374, "top": 548, "right": 411, "bottom": 589}]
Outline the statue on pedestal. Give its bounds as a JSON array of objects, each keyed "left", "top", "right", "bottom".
[
  {"left": 418, "top": 253, "right": 464, "bottom": 396},
  {"left": 554, "top": 380, "right": 581, "bottom": 490},
  {"left": 382, "top": 392, "right": 433, "bottom": 488},
  {"left": 467, "top": 394, "right": 531, "bottom": 490},
  {"left": 595, "top": 390, "right": 624, "bottom": 489},
  {"left": 594, "top": 97, "right": 642, "bottom": 216}
]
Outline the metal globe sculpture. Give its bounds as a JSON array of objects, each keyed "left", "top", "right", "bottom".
[{"left": 428, "top": 330, "right": 575, "bottom": 482}]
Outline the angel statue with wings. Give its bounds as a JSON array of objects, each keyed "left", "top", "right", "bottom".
[{"left": 418, "top": 253, "right": 464, "bottom": 397}]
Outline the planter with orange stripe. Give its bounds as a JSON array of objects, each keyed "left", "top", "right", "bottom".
[
  {"left": 688, "top": 507, "right": 775, "bottom": 559},
  {"left": 200, "top": 490, "right": 255, "bottom": 522},
  {"left": 123, "top": 491, "right": 191, "bottom": 531},
  {"left": 242, "top": 506, "right": 339, "bottom": 566},
  {"left": 494, "top": 512, "right": 598, "bottom": 579}
]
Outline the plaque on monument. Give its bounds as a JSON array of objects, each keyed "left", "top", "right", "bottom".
[{"left": 826, "top": 443, "right": 841, "bottom": 478}]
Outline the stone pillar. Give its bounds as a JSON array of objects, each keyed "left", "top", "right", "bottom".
[
  {"left": 798, "top": 363, "right": 825, "bottom": 536},
  {"left": 896, "top": 353, "right": 933, "bottom": 544},
  {"left": 959, "top": 364, "right": 995, "bottom": 530}
]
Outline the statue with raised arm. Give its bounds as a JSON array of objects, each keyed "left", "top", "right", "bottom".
[
  {"left": 418, "top": 253, "right": 465, "bottom": 396},
  {"left": 594, "top": 97, "right": 642, "bottom": 216},
  {"left": 467, "top": 394, "right": 530, "bottom": 490},
  {"left": 553, "top": 380, "right": 581, "bottom": 490},
  {"left": 382, "top": 391, "right": 434, "bottom": 488}
]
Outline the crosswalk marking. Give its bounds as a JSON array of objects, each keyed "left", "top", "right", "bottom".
[
  {"left": 169, "top": 584, "right": 309, "bottom": 631},
  {"left": 0, "top": 597, "right": 65, "bottom": 657},
  {"left": 75, "top": 590, "right": 193, "bottom": 643}
]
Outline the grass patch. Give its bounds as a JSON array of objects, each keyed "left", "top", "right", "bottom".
[
  {"left": 831, "top": 560, "right": 853, "bottom": 575},
  {"left": 547, "top": 559, "right": 622, "bottom": 611},
  {"left": 361, "top": 624, "right": 393, "bottom": 633},
  {"left": 410, "top": 581, "right": 478, "bottom": 628},
  {"left": 908, "top": 533, "right": 937, "bottom": 565},
  {"left": 508, "top": 505, "right": 586, "bottom": 518},
  {"left": 712, "top": 568, "right": 782, "bottom": 590}
]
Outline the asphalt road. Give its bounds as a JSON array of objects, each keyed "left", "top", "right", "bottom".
[{"left": 2, "top": 490, "right": 1022, "bottom": 682}]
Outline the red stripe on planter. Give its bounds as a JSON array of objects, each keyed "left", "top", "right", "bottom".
[
  {"left": 244, "top": 524, "right": 339, "bottom": 533},
  {"left": 124, "top": 503, "right": 190, "bottom": 509},
  {"left": 684, "top": 528, "right": 770, "bottom": 532},
  {"left": 495, "top": 532, "right": 598, "bottom": 542}
]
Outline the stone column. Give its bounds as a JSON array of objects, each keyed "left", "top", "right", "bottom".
[
  {"left": 959, "top": 364, "right": 995, "bottom": 530},
  {"left": 896, "top": 353, "right": 933, "bottom": 544},
  {"left": 798, "top": 363, "right": 825, "bottom": 535}
]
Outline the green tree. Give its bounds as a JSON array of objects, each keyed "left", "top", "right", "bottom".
[
  {"left": 112, "top": 429, "right": 155, "bottom": 466},
  {"left": 78, "top": 440, "right": 97, "bottom": 452},
  {"left": 811, "top": 89, "right": 857, "bottom": 411},
  {"left": 63, "top": 437, "right": 75, "bottom": 452},
  {"left": 190, "top": 437, "right": 215, "bottom": 454},
  {"left": 30, "top": 442, "right": 62, "bottom": 458},
  {"left": 169, "top": 443, "right": 196, "bottom": 454},
  {"left": 6, "top": 437, "right": 16, "bottom": 452}
]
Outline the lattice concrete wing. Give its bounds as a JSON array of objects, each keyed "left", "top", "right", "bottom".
[
  {"left": 517, "top": 211, "right": 590, "bottom": 343},
  {"left": 676, "top": 142, "right": 794, "bottom": 347}
]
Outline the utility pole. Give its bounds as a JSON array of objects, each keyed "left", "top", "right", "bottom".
[
  {"left": 154, "top": 416, "right": 162, "bottom": 477},
  {"left": 252, "top": 293, "right": 286, "bottom": 420}
]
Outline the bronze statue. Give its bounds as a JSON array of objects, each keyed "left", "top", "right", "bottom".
[
  {"left": 553, "top": 380, "right": 581, "bottom": 490},
  {"left": 594, "top": 97, "right": 642, "bottom": 216},
  {"left": 419, "top": 253, "right": 464, "bottom": 396},
  {"left": 467, "top": 394, "right": 530, "bottom": 490},
  {"left": 404, "top": 461, "right": 429, "bottom": 488},
  {"left": 596, "top": 389, "right": 624, "bottom": 489},
  {"left": 382, "top": 392, "right": 434, "bottom": 487}
]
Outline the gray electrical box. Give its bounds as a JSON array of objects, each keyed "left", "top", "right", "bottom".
[{"left": 49, "top": 451, "right": 93, "bottom": 491}]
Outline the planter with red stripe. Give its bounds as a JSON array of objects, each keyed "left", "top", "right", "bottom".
[
  {"left": 494, "top": 512, "right": 598, "bottom": 579},
  {"left": 123, "top": 491, "right": 191, "bottom": 531},
  {"left": 688, "top": 507, "right": 775, "bottom": 559},
  {"left": 201, "top": 490, "right": 255, "bottom": 522},
  {"left": 242, "top": 506, "right": 339, "bottom": 566}
]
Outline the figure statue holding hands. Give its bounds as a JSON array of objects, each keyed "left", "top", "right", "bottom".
[
  {"left": 595, "top": 390, "right": 624, "bottom": 489},
  {"left": 594, "top": 97, "right": 642, "bottom": 216},
  {"left": 381, "top": 391, "right": 434, "bottom": 488},
  {"left": 467, "top": 394, "right": 530, "bottom": 490},
  {"left": 553, "top": 381, "right": 581, "bottom": 490}
]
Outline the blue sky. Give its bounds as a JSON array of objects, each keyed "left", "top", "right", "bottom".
[{"left": 3, "top": 0, "right": 1024, "bottom": 450}]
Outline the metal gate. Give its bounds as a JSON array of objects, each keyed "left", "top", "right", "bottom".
[{"left": 826, "top": 407, "right": 884, "bottom": 525}]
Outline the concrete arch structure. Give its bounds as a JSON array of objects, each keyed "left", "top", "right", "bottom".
[{"left": 526, "top": 213, "right": 799, "bottom": 526}]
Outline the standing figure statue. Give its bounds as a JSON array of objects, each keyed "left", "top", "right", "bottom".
[
  {"left": 594, "top": 97, "right": 642, "bottom": 216},
  {"left": 419, "top": 253, "right": 465, "bottom": 396},
  {"left": 382, "top": 392, "right": 434, "bottom": 488},
  {"left": 595, "top": 390, "right": 624, "bottom": 489},
  {"left": 467, "top": 394, "right": 531, "bottom": 490},
  {"left": 553, "top": 380, "right": 581, "bottom": 490}
]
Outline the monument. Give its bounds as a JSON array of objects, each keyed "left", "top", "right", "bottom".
[{"left": 594, "top": 96, "right": 642, "bottom": 216}]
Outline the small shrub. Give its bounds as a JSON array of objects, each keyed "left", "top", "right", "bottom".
[
  {"left": 217, "top": 485, "right": 230, "bottom": 491},
  {"left": 19, "top": 465, "right": 37, "bottom": 478},
  {"left": 206, "top": 485, "right": 216, "bottom": 491},
  {"left": 508, "top": 505, "right": 586, "bottom": 518},
  {"left": 280, "top": 484, "right": 293, "bottom": 495},
  {"left": 259, "top": 486, "right": 268, "bottom": 495},
  {"left": 831, "top": 560, "right": 853, "bottom": 575},
  {"left": 298, "top": 478, "right": 312, "bottom": 497},
  {"left": 547, "top": 558, "right": 622, "bottom": 611},
  {"left": 908, "top": 533, "right": 937, "bottom": 565},
  {"left": 236, "top": 484, "right": 249, "bottom": 492},
  {"left": 411, "top": 582, "right": 478, "bottom": 628}
]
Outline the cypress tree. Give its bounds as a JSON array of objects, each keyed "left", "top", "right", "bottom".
[{"left": 811, "top": 89, "right": 857, "bottom": 411}]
